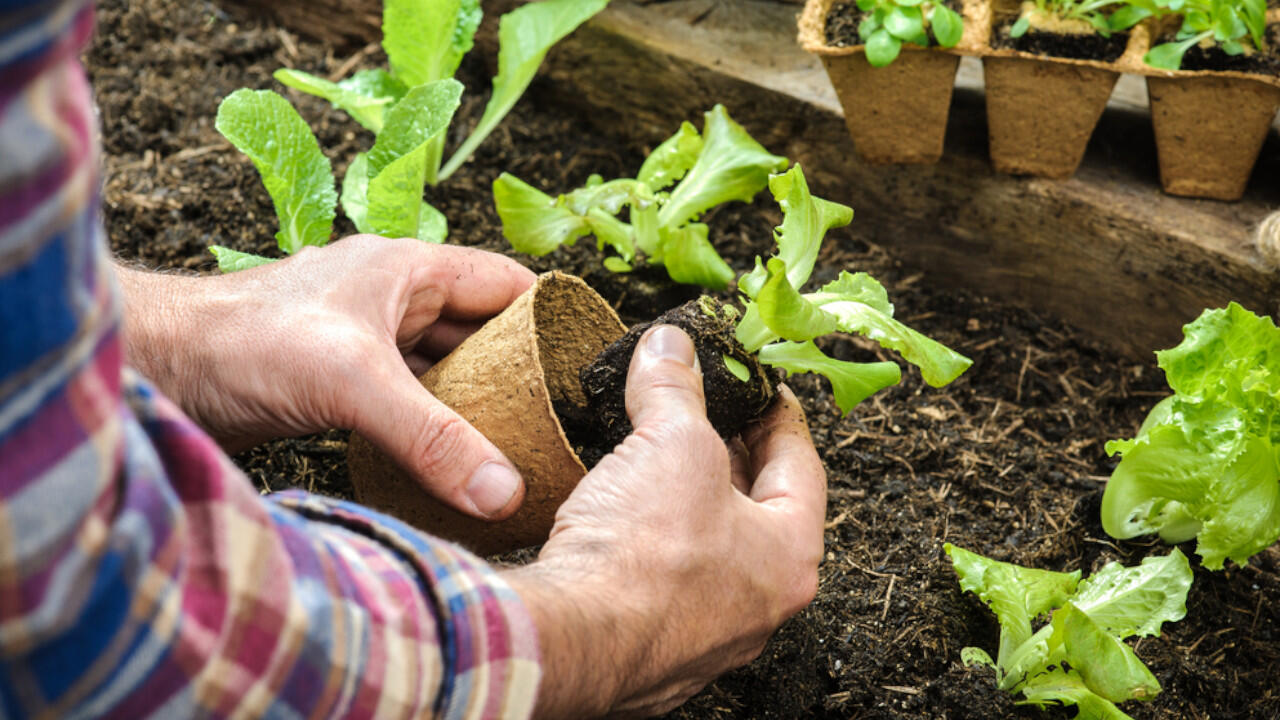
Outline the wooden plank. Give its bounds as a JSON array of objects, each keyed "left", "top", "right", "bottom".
[{"left": 225, "top": 0, "right": 1280, "bottom": 359}]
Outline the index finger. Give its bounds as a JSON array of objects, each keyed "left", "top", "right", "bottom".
[
  {"left": 410, "top": 243, "right": 537, "bottom": 321},
  {"left": 742, "top": 385, "right": 826, "bottom": 530}
]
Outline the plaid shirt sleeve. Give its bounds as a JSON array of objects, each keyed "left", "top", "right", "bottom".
[{"left": 0, "top": 3, "right": 541, "bottom": 718}]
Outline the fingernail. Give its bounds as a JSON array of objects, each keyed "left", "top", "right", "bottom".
[
  {"left": 466, "top": 462, "right": 520, "bottom": 517},
  {"left": 643, "top": 325, "right": 696, "bottom": 367}
]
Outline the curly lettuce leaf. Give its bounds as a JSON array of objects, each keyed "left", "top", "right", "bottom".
[
  {"left": 273, "top": 68, "right": 406, "bottom": 133},
  {"left": 439, "top": 0, "right": 609, "bottom": 182},
  {"left": 383, "top": 0, "right": 482, "bottom": 88},
  {"left": 658, "top": 105, "right": 788, "bottom": 229},
  {"left": 947, "top": 546, "right": 1190, "bottom": 720},
  {"left": 1067, "top": 549, "right": 1193, "bottom": 639},
  {"left": 341, "top": 152, "right": 371, "bottom": 232},
  {"left": 637, "top": 120, "right": 703, "bottom": 191},
  {"left": 366, "top": 144, "right": 445, "bottom": 241},
  {"left": 214, "top": 89, "right": 335, "bottom": 255},
  {"left": 740, "top": 164, "right": 853, "bottom": 295},
  {"left": 1103, "top": 303, "right": 1280, "bottom": 568},
  {"left": 757, "top": 341, "right": 901, "bottom": 414},
  {"left": 945, "top": 544, "right": 1080, "bottom": 669}
]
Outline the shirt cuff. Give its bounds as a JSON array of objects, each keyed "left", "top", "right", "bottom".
[{"left": 271, "top": 490, "right": 542, "bottom": 720}]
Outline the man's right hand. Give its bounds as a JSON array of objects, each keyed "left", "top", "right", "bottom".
[{"left": 505, "top": 325, "right": 827, "bottom": 719}]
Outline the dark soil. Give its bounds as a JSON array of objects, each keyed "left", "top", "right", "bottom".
[
  {"left": 993, "top": 24, "right": 1129, "bottom": 63},
  {"left": 573, "top": 297, "right": 777, "bottom": 464},
  {"left": 825, "top": 0, "right": 963, "bottom": 49},
  {"left": 1173, "top": 24, "right": 1280, "bottom": 75},
  {"left": 89, "top": 1, "right": 1280, "bottom": 718}
]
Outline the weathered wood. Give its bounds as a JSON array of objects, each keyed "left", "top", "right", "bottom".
[
  {"left": 224, "top": 0, "right": 1280, "bottom": 359},
  {"left": 221, "top": 0, "right": 382, "bottom": 49}
]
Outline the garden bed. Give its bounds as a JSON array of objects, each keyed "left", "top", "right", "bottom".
[{"left": 90, "top": 1, "right": 1280, "bottom": 718}]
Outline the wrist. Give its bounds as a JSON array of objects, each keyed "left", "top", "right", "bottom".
[
  {"left": 112, "top": 264, "right": 240, "bottom": 440},
  {"left": 503, "top": 555, "right": 653, "bottom": 719}
]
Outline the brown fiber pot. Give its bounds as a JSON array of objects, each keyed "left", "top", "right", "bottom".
[
  {"left": 347, "top": 272, "right": 626, "bottom": 556},
  {"left": 818, "top": 47, "right": 961, "bottom": 164},
  {"left": 983, "top": 56, "right": 1118, "bottom": 179},
  {"left": 1147, "top": 75, "right": 1280, "bottom": 201}
]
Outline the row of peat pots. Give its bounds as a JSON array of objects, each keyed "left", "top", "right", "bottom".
[{"left": 799, "top": 0, "right": 1280, "bottom": 201}]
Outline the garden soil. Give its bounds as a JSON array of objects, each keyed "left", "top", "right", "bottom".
[{"left": 88, "top": 1, "right": 1280, "bottom": 718}]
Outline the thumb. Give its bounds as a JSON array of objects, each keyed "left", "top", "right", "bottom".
[
  {"left": 625, "top": 325, "right": 708, "bottom": 430},
  {"left": 352, "top": 356, "right": 525, "bottom": 520}
]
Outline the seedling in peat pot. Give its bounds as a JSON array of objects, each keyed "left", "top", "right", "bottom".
[
  {"left": 209, "top": 0, "right": 609, "bottom": 271},
  {"left": 1128, "top": 0, "right": 1268, "bottom": 69},
  {"left": 494, "top": 105, "right": 788, "bottom": 291},
  {"left": 854, "top": 0, "right": 964, "bottom": 67},
  {"left": 945, "top": 544, "right": 1193, "bottom": 720},
  {"left": 1102, "top": 303, "right": 1280, "bottom": 569},
  {"left": 564, "top": 164, "right": 972, "bottom": 463},
  {"left": 1008, "top": 0, "right": 1145, "bottom": 39}
]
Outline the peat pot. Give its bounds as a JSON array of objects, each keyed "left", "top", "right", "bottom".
[
  {"left": 348, "top": 272, "right": 626, "bottom": 556},
  {"left": 983, "top": 56, "right": 1119, "bottom": 179},
  {"left": 1147, "top": 75, "right": 1280, "bottom": 202},
  {"left": 799, "top": 0, "right": 961, "bottom": 165}
]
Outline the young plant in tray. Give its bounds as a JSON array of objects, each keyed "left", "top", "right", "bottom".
[
  {"left": 570, "top": 163, "right": 973, "bottom": 456},
  {"left": 1126, "top": 0, "right": 1269, "bottom": 69},
  {"left": 1007, "top": 0, "right": 1146, "bottom": 40},
  {"left": 494, "top": 104, "right": 788, "bottom": 291},
  {"left": 945, "top": 544, "right": 1193, "bottom": 720},
  {"left": 1102, "top": 302, "right": 1280, "bottom": 569},
  {"left": 852, "top": 0, "right": 964, "bottom": 67},
  {"left": 209, "top": 0, "right": 608, "bottom": 272}
]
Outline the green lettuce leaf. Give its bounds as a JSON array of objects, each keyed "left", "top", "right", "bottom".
[
  {"left": 740, "top": 165, "right": 853, "bottom": 295},
  {"left": 367, "top": 79, "right": 463, "bottom": 178},
  {"left": 215, "top": 89, "right": 336, "bottom": 254},
  {"left": 637, "top": 120, "right": 703, "bottom": 190},
  {"left": 439, "top": 0, "right": 609, "bottom": 182},
  {"left": 382, "top": 0, "right": 482, "bottom": 88},
  {"left": 1102, "top": 303, "right": 1280, "bottom": 568},
  {"left": 365, "top": 143, "right": 438, "bottom": 240},
  {"left": 757, "top": 341, "right": 901, "bottom": 414},
  {"left": 658, "top": 223, "right": 734, "bottom": 289},
  {"left": 945, "top": 544, "right": 1080, "bottom": 669},
  {"left": 273, "top": 68, "right": 406, "bottom": 133},
  {"left": 209, "top": 245, "right": 274, "bottom": 273},
  {"left": 341, "top": 152, "right": 371, "bottom": 232},
  {"left": 818, "top": 295, "right": 973, "bottom": 387},
  {"left": 658, "top": 105, "right": 789, "bottom": 229},
  {"left": 493, "top": 173, "right": 591, "bottom": 255},
  {"left": 1051, "top": 604, "right": 1160, "bottom": 704},
  {"left": 1018, "top": 668, "right": 1134, "bottom": 720}
]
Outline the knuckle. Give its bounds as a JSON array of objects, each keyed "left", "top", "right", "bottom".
[{"left": 406, "top": 410, "right": 470, "bottom": 479}]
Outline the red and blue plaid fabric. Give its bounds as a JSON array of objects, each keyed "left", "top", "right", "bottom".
[{"left": 0, "top": 3, "right": 540, "bottom": 717}]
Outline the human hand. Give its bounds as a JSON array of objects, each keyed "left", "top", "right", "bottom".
[
  {"left": 505, "top": 325, "right": 827, "bottom": 719},
  {"left": 116, "top": 235, "right": 535, "bottom": 519}
]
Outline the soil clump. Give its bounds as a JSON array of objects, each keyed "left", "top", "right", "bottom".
[{"left": 569, "top": 297, "right": 776, "bottom": 466}]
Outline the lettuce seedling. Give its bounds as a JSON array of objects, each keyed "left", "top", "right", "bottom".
[
  {"left": 1126, "top": 0, "right": 1269, "bottom": 69},
  {"left": 210, "top": 0, "right": 608, "bottom": 271},
  {"left": 494, "top": 105, "right": 788, "bottom": 290},
  {"left": 945, "top": 544, "right": 1193, "bottom": 720},
  {"left": 1008, "top": 0, "right": 1143, "bottom": 38},
  {"left": 733, "top": 165, "right": 971, "bottom": 414},
  {"left": 1102, "top": 303, "right": 1280, "bottom": 569},
  {"left": 854, "top": 0, "right": 964, "bottom": 67}
]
